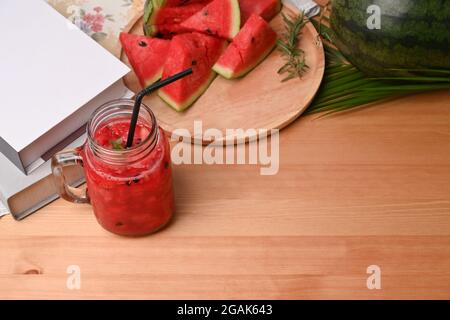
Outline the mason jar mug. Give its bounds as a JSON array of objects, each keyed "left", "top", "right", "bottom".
[{"left": 51, "top": 100, "right": 174, "bottom": 236}]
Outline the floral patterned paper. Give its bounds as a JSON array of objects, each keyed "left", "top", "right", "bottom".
[{"left": 47, "top": 0, "right": 144, "bottom": 57}]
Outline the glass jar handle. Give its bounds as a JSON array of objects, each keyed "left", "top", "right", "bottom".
[{"left": 51, "top": 149, "right": 90, "bottom": 204}]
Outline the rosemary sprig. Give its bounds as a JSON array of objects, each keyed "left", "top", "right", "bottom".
[{"left": 277, "top": 12, "right": 309, "bottom": 82}]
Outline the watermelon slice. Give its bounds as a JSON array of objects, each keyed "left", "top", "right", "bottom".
[
  {"left": 213, "top": 14, "right": 277, "bottom": 79},
  {"left": 120, "top": 33, "right": 171, "bottom": 88},
  {"left": 159, "top": 32, "right": 227, "bottom": 111},
  {"left": 144, "top": 3, "right": 207, "bottom": 36},
  {"left": 239, "top": 0, "right": 281, "bottom": 25},
  {"left": 180, "top": 0, "right": 241, "bottom": 40},
  {"left": 150, "top": 3, "right": 206, "bottom": 25}
]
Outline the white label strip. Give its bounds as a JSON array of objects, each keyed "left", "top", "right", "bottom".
[{"left": 282, "top": 0, "right": 321, "bottom": 18}]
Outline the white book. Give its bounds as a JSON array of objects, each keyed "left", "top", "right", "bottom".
[
  {"left": 0, "top": 86, "right": 136, "bottom": 220},
  {"left": 0, "top": 134, "right": 86, "bottom": 220},
  {"left": 0, "top": 0, "right": 130, "bottom": 174},
  {"left": 0, "top": 203, "right": 9, "bottom": 218}
]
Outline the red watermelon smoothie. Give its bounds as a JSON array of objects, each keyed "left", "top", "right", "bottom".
[{"left": 80, "top": 100, "right": 174, "bottom": 236}]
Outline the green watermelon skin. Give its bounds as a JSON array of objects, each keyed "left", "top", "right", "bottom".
[
  {"left": 158, "top": 32, "right": 227, "bottom": 111},
  {"left": 330, "top": 0, "right": 450, "bottom": 76},
  {"left": 213, "top": 14, "right": 277, "bottom": 79},
  {"left": 181, "top": 0, "right": 241, "bottom": 40},
  {"left": 239, "top": 0, "right": 281, "bottom": 25},
  {"left": 119, "top": 33, "right": 171, "bottom": 88}
]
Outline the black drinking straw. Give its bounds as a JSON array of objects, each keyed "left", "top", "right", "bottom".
[{"left": 126, "top": 68, "right": 193, "bottom": 148}]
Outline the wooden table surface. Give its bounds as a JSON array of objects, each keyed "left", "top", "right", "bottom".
[{"left": 1, "top": 90, "right": 450, "bottom": 300}]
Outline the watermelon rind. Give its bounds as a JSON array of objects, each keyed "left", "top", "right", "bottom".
[
  {"left": 229, "top": 0, "right": 241, "bottom": 39},
  {"left": 148, "top": 2, "right": 159, "bottom": 25},
  {"left": 152, "top": 0, "right": 167, "bottom": 8},
  {"left": 158, "top": 72, "right": 217, "bottom": 112},
  {"left": 144, "top": 73, "right": 164, "bottom": 88},
  {"left": 143, "top": 1, "right": 173, "bottom": 36},
  {"left": 213, "top": 43, "right": 275, "bottom": 79},
  {"left": 212, "top": 64, "right": 234, "bottom": 79},
  {"left": 144, "top": 1, "right": 164, "bottom": 36},
  {"left": 143, "top": 0, "right": 154, "bottom": 24},
  {"left": 144, "top": 25, "right": 158, "bottom": 37}
]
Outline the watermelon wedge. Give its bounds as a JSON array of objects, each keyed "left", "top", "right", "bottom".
[
  {"left": 239, "top": 0, "right": 281, "bottom": 25},
  {"left": 149, "top": 3, "right": 206, "bottom": 25},
  {"left": 213, "top": 14, "right": 277, "bottom": 79},
  {"left": 180, "top": 0, "right": 241, "bottom": 40},
  {"left": 144, "top": 3, "right": 207, "bottom": 36},
  {"left": 120, "top": 33, "right": 171, "bottom": 88},
  {"left": 159, "top": 32, "right": 227, "bottom": 111}
]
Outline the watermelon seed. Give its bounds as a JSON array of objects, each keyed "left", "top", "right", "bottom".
[
  {"left": 115, "top": 222, "right": 124, "bottom": 227},
  {"left": 165, "top": 162, "right": 169, "bottom": 169},
  {"left": 251, "top": 37, "right": 256, "bottom": 44},
  {"left": 138, "top": 41, "right": 148, "bottom": 47},
  {"left": 192, "top": 60, "right": 197, "bottom": 66},
  {"left": 205, "top": 28, "right": 213, "bottom": 35},
  {"left": 133, "top": 177, "right": 140, "bottom": 184},
  {"left": 203, "top": 10, "right": 208, "bottom": 16}
]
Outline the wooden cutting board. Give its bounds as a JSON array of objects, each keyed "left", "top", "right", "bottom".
[{"left": 121, "top": 6, "right": 325, "bottom": 145}]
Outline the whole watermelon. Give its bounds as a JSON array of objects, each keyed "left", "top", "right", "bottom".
[{"left": 330, "top": 0, "right": 450, "bottom": 76}]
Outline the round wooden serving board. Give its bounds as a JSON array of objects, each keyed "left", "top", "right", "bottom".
[{"left": 121, "top": 6, "right": 325, "bottom": 145}]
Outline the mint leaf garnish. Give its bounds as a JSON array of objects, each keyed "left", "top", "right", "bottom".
[{"left": 110, "top": 138, "right": 124, "bottom": 150}]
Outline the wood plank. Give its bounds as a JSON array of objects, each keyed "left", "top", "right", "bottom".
[{"left": 1, "top": 236, "right": 450, "bottom": 299}]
